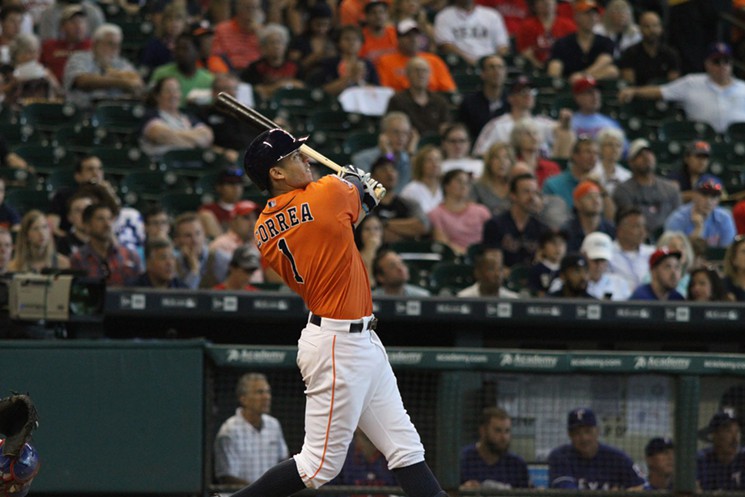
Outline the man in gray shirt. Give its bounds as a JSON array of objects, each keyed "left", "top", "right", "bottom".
[{"left": 612, "top": 138, "right": 681, "bottom": 239}]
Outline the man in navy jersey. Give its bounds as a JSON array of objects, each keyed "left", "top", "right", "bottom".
[
  {"left": 548, "top": 407, "right": 644, "bottom": 490},
  {"left": 697, "top": 411, "right": 745, "bottom": 491},
  {"left": 459, "top": 407, "right": 530, "bottom": 489}
]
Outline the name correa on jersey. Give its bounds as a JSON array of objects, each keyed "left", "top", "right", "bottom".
[{"left": 255, "top": 203, "right": 314, "bottom": 249}]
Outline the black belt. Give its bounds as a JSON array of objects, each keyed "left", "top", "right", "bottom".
[{"left": 309, "top": 313, "right": 376, "bottom": 333}]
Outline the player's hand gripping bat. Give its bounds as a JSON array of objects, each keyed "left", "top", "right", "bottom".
[{"left": 214, "top": 92, "right": 386, "bottom": 202}]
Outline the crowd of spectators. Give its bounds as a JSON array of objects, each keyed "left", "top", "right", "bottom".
[{"left": 1, "top": 0, "right": 745, "bottom": 319}]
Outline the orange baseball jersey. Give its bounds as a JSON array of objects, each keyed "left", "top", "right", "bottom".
[
  {"left": 254, "top": 175, "right": 373, "bottom": 319},
  {"left": 375, "top": 51, "right": 456, "bottom": 92},
  {"left": 360, "top": 25, "right": 398, "bottom": 64}
]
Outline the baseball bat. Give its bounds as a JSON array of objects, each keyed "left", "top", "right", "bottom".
[{"left": 215, "top": 92, "right": 385, "bottom": 200}]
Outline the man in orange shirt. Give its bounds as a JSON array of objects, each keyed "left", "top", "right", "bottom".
[
  {"left": 230, "top": 128, "right": 448, "bottom": 497},
  {"left": 376, "top": 19, "right": 456, "bottom": 92},
  {"left": 210, "top": 0, "right": 263, "bottom": 72},
  {"left": 360, "top": 0, "right": 398, "bottom": 65}
]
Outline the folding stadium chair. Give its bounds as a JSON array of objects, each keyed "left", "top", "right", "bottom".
[
  {"left": 158, "top": 191, "right": 204, "bottom": 217},
  {"left": 43, "top": 167, "right": 77, "bottom": 193},
  {"left": 116, "top": 19, "right": 154, "bottom": 61},
  {"left": 428, "top": 261, "right": 475, "bottom": 296},
  {"left": 0, "top": 122, "right": 39, "bottom": 147},
  {"left": 89, "top": 145, "right": 153, "bottom": 178},
  {"left": 18, "top": 102, "right": 83, "bottom": 138},
  {"left": 342, "top": 131, "right": 379, "bottom": 156},
  {"left": 4, "top": 188, "right": 50, "bottom": 216},
  {"left": 505, "top": 263, "right": 531, "bottom": 295},
  {"left": 269, "top": 88, "right": 338, "bottom": 133},
  {"left": 12, "top": 144, "right": 75, "bottom": 175},
  {"left": 306, "top": 110, "right": 377, "bottom": 148},
  {"left": 91, "top": 101, "right": 147, "bottom": 137},
  {"left": 390, "top": 240, "right": 457, "bottom": 277},
  {"left": 0, "top": 166, "right": 38, "bottom": 190},
  {"left": 118, "top": 170, "right": 191, "bottom": 206},
  {"left": 658, "top": 119, "right": 718, "bottom": 144},
  {"left": 157, "top": 148, "right": 229, "bottom": 180},
  {"left": 52, "top": 125, "right": 119, "bottom": 156},
  {"left": 453, "top": 71, "right": 482, "bottom": 94}
]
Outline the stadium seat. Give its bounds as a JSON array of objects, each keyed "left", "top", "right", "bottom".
[
  {"left": 0, "top": 166, "right": 38, "bottom": 190},
  {"left": 453, "top": 71, "right": 482, "bottom": 93},
  {"left": 306, "top": 110, "right": 377, "bottom": 147},
  {"left": 91, "top": 101, "right": 147, "bottom": 136},
  {"left": 428, "top": 261, "right": 475, "bottom": 295},
  {"left": 5, "top": 188, "right": 50, "bottom": 216},
  {"left": 19, "top": 102, "right": 83, "bottom": 137},
  {"left": 53, "top": 125, "right": 121, "bottom": 157},
  {"left": 157, "top": 148, "right": 228, "bottom": 179},
  {"left": 269, "top": 88, "right": 338, "bottom": 133},
  {"left": 722, "top": 165, "right": 745, "bottom": 195},
  {"left": 159, "top": 192, "right": 204, "bottom": 217},
  {"left": 116, "top": 19, "right": 154, "bottom": 61},
  {"left": 118, "top": 171, "right": 191, "bottom": 205},
  {"left": 440, "top": 51, "right": 472, "bottom": 75},
  {"left": 12, "top": 144, "right": 75, "bottom": 175},
  {"left": 89, "top": 145, "right": 152, "bottom": 177},
  {"left": 550, "top": 93, "right": 578, "bottom": 118},
  {"left": 44, "top": 167, "right": 77, "bottom": 193},
  {"left": 658, "top": 119, "right": 718, "bottom": 143},
  {"left": 342, "top": 131, "right": 379, "bottom": 156},
  {"left": 505, "top": 263, "right": 531, "bottom": 294},
  {"left": 0, "top": 122, "right": 39, "bottom": 147}
]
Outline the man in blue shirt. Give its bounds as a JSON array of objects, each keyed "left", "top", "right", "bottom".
[
  {"left": 629, "top": 247, "right": 685, "bottom": 301},
  {"left": 548, "top": 407, "right": 644, "bottom": 490},
  {"left": 543, "top": 137, "right": 598, "bottom": 211},
  {"left": 570, "top": 76, "right": 623, "bottom": 140},
  {"left": 664, "top": 178, "right": 736, "bottom": 248},
  {"left": 697, "top": 411, "right": 745, "bottom": 491},
  {"left": 460, "top": 407, "right": 530, "bottom": 489}
]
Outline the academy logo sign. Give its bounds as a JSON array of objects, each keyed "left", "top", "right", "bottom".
[
  {"left": 633, "top": 355, "right": 691, "bottom": 370},
  {"left": 499, "top": 353, "right": 559, "bottom": 369}
]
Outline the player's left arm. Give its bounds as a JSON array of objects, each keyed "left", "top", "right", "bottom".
[{"left": 337, "top": 166, "right": 385, "bottom": 225}]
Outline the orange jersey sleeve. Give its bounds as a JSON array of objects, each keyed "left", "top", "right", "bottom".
[{"left": 254, "top": 175, "right": 373, "bottom": 319}]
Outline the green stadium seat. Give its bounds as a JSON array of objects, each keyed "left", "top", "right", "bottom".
[
  {"left": 159, "top": 192, "right": 204, "bottom": 217},
  {"left": 0, "top": 122, "right": 40, "bottom": 147},
  {"left": 91, "top": 101, "right": 147, "bottom": 136},
  {"left": 19, "top": 102, "right": 83, "bottom": 136},
  {"left": 428, "top": 261, "right": 475, "bottom": 295},
  {"left": 157, "top": 148, "right": 228, "bottom": 179},
  {"left": 0, "top": 166, "right": 38, "bottom": 190},
  {"left": 44, "top": 167, "right": 77, "bottom": 193},
  {"left": 453, "top": 71, "right": 482, "bottom": 93},
  {"left": 52, "top": 125, "right": 119, "bottom": 155},
  {"left": 5, "top": 188, "right": 50, "bottom": 216},
  {"left": 89, "top": 145, "right": 152, "bottom": 177},
  {"left": 118, "top": 171, "right": 191, "bottom": 205},
  {"left": 505, "top": 263, "right": 531, "bottom": 294},
  {"left": 658, "top": 119, "right": 718, "bottom": 143},
  {"left": 12, "top": 144, "right": 75, "bottom": 175},
  {"left": 343, "top": 131, "right": 379, "bottom": 156}
]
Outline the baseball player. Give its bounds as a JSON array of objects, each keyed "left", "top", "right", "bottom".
[{"left": 228, "top": 128, "right": 448, "bottom": 497}]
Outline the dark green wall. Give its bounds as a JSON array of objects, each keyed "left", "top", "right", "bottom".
[{"left": 0, "top": 340, "right": 205, "bottom": 494}]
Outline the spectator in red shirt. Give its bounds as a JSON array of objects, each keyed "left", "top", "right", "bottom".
[
  {"left": 199, "top": 166, "right": 246, "bottom": 239},
  {"left": 239, "top": 23, "right": 303, "bottom": 101},
  {"left": 40, "top": 4, "right": 91, "bottom": 82},
  {"left": 516, "top": 0, "right": 576, "bottom": 71}
]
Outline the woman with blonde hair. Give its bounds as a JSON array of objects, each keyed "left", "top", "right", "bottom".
[
  {"left": 399, "top": 144, "right": 444, "bottom": 214},
  {"left": 593, "top": 0, "right": 641, "bottom": 59},
  {"left": 471, "top": 141, "right": 514, "bottom": 215},
  {"left": 8, "top": 209, "right": 69, "bottom": 273},
  {"left": 509, "top": 118, "right": 561, "bottom": 188}
]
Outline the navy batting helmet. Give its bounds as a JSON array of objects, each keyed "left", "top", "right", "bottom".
[{"left": 243, "top": 129, "right": 307, "bottom": 191}]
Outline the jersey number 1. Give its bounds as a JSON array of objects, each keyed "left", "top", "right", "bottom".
[{"left": 278, "top": 238, "right": 304, "bottom": 284}]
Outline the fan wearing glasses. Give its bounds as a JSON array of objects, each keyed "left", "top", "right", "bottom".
[{"left": 618, "top": 42, "right": 745, "bottom": 134}]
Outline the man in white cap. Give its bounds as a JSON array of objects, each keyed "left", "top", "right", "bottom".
[{"left": 580, "top": 231, "right": 631, "bottom": 300}]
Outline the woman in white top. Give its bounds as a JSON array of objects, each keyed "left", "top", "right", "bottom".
[
  {"left": 140, "top": 76, "right": 214, "bottom": 159},
  {"left": 591, "top": 127, "right": 631, "bottom": 195},
  {"left": 399, "top": 144, "right": 443, "bottom": 214}
]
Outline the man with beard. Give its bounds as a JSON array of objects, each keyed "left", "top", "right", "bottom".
[
  {"left": 612, "top": 139, "right": 681, "bottom": 237},
  {"left": 547, "top": 253, "right": 594, "bottom": 298},
  {"left": 70, "top": 204, "right": 143, "bottom": 286},
  {"left": 549, "top": 408, "right": 644, "bottom": 490},
  {"left": 483, "top": 173, "right": 550, "bottom": 268},
  {"left": 618, "top": 11, "right": 680, "bottom": 86},
  {"left": 459, "top": 407, "right": 529, "bottom": 489},
  {"left": 629, "top": 247, "right": 684, "bottom": 301},
  {"left": 697, "top": 411, "right": 745, "bottom": 491}
]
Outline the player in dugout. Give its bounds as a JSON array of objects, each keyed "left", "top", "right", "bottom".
[{"left": 223, "top": 127, "right": 449, "bottom": 497}]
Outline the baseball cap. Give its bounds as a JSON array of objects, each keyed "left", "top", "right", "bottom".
[
  {"left": 685, "top": 140, "right": 711, "bottom": 156},
  {"left": 698, "top": 410, "right": 739, "bottom": 441},
  {"left": 581, "top": 231, "right": 613, "bottom": 261},
  {"left": 696, "top": 177, "right": 723, "bottom": 197},
  {"left": 568, "top": 407, "right": 597, "bottom": 430},
  {"left": 572, "top": 76, "right": 598, "bottom": 95},
  {"left": 397, "top": 19, "right": 420, "bottom": 36},
  {"left": 706, "top": 42, "right": 732, "bottom": 61},
  {"left": 61, "top": 4, "right": 86, "bottom": 22},
  {"left": 230, "top": 245, "right": 260, "bottom": 271},
  {"left": 231, "top": 200, "right": 259, "bottom": 218},
  {"left": 509, "top": 75, "right": 533, "bottom": 94},
  {"left": 218, "top": 166, "right": 245, "bottom": 184},
  {"left": 560, "top": 253, "right": 588, "bottom": 273},
  {"left": 574, "top": 0, "right": 600, "bottom": 13},
  {"left": 627, "top": 138, "right": 652, "bottom": 160},
  {"left": 645, "top": 437, "right": 674, "bottom": 457},
  {"left": 649, "top": 247, "right": 682, "bottom": 269},
  {"left": 364, "top": 0, "right": 388, "bottom": 12},
  {"left": 573, "top": 180, "right": 601, "bottom": 204}
]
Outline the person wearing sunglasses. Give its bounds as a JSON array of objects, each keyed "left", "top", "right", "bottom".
[{"left": 618, "top": 42, "right": 745, "bottom": 134}]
